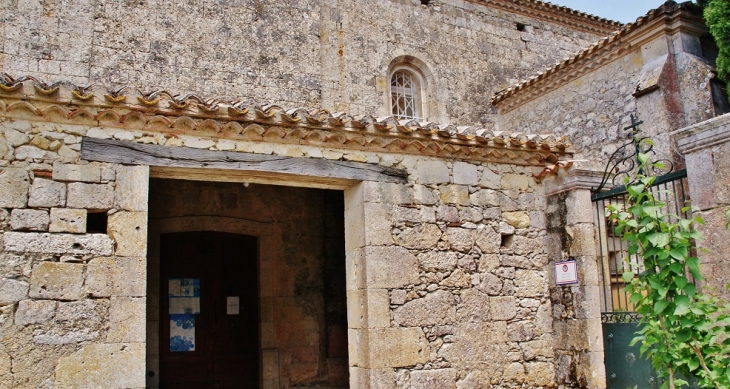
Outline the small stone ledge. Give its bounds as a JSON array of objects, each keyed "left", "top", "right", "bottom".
[
  {"left": 543, "top": 168, "right": 603, "bottom": 196},
  {"left": 672, "top": 112, "right": 730, "bottom": 154}
]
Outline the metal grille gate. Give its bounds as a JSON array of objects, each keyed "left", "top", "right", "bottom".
[{"left": 592, "top": 170, "right": 690, "bottom": 389}]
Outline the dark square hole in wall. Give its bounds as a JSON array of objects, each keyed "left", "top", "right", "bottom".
[
  {"left": 421, "top": 0, "right": 431, "bottom": 4},
  {"left": 516, "top": 22, "right": 526, "bottom": 31},
  {"left": 501, "top": 234, "right": 514, "bottom": 249},
  {"left": 87, "top": 212, "right": 108, "bottom": 234}
]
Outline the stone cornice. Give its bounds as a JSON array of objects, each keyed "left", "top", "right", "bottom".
[
  {"left": 0, "top": 76, "right": 573, "bottom": 167},
  {"left": 672, "top": 113, "right": 730, "bottom": 155},
  {"left": 544, "top": 168, "right": 604, "bottom": 196},
  {"left": 473, "top": 0, "right": 622, "bottom": 36},
  {"left": 491, "top": 1, "right": 705, "bottom": 113}
]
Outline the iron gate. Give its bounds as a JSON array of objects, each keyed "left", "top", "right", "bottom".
[{"left": 592, "top": 169, "right": 691, "bottom": 388}]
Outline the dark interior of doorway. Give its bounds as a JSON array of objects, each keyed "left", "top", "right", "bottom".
[{"left": 148, "top": 178, "right": 348, "bottom": 388}]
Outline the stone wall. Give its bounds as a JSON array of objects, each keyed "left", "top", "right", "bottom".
[
  {"left": 0, "top": 117, "right": 148, "bottom": 388},
  {"left": 674, "top": 113, "right": 730, "bottom": 302},
  {"left": 1, "top": 0, "right": 603, "bottom": 126},
  {"left": 497, "top": 4, "right": 718, "bottom": 172}
]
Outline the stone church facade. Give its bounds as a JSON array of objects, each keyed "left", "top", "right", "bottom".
[{"left": 0, "top": 1, "right": 726, "bottom": 388}]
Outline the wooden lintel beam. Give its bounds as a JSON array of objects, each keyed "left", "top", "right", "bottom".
[{"left": 80, "top": 137, "right": 408, "bottom": 185}]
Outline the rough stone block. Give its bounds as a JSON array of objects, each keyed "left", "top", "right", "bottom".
[
  {"left": 470, "top": 189, "right": 500, "bottom": 206},
  {"left": 33, "top": 328, "right": 100, "bottom": 345},
  {"left": 0, "top": 168, "right": 30, "bottom": 208},
  {"left": 366, "top": 328, "right": 429, "bottom": 368},
  {"left": 475, "top": 225, "right": 500, "bottom": 254},
  {"left": 443, "top": 227, "right": 476, "bottom": 252},
  {"left": 52, "top": 163, "right": 101, "bottom": 183},
  {"left": 29, "top": 262, "right": 84, "bottom": 300},
  {"left": 363, "top": 246, "right": 419, "bottom": 289},
  {"left": 28, "top": 178, "right": 66, "bottom": 207},
  {"left": 3, "top": 232, "right": 113, "bottom": 256},
  {"left": 418, "top": 251, "right": 458, "bottom": 272},
  {"left": 568, "top": 223, "right": 597, "bottom": 257},
  {"left": 115, "top": 165, "right": 149, "bottom": 211},
  {"left": 565, "top": 190, "right": 593, "bottom": 224},
  {"left": 489, "top": 296, "right": 516, "bottom": 321},
  {"left": 526, "top": 362, "right": 556, "bottom": 387},
  {"left": 10, "top": 209, "right": 49, "bottom": 231},
  {"left": 453, "top": 162, "right": 478, "bottom": 185},
  {"left": 107, "top": 212, "right": 148, "bottom": 257},
  {"left": 501, "top": 173, "right": 531, "bottom": 191},
  {"left": 414, "top": 160, "right": 450, "bottom": 184},
  {"left": 66, "top": 183, "right": 114, "bottom": 210},
  {"left": 502, "top": 211, "right": 530, "bottom": 228},
  {"left": 410, "top": 369, "right": 458, "bottom": 389},
  {"left": 14, "top": 299, "right": 56, "bottom": 325},
  {"left": 107, "top": 297, "right": 145, "bottom": 342},
  {"left": 456, "top": 288, "right": 490, "bottom": 322},
  {"left": 413, "top": 185, "right": 438, "bottom": 205},
  {"left": 0, "top": 278, "right": 29, "bottom": 306},
  {"left": 349, "top": 367, "right": 396, "bottom": 389},
  {"left": 502, "top": 362, "right": 526, "bottom": 383},
  {"left": 515, "top": 270, "right": 546, "bottom": 297},
  {"left": 394, "top": 290, "right": 456, "bottom": 326},
  {"left": 361, "top": 181, "right": 412, "bottom": 204},
  {"left": 54, "top": 343, "right": 145, "bottom": 389},
  {"left": 480, "top": 168, "right": 501, "bottom": 189},
  {"left": 395, "top": 223, "right": 442, "bottom": 249},
  {"left": 439, "top": 185, "right": 470, "bottom": 205},
  {"left": 49, "top": 208, "right": 86, "bottom": 233}
]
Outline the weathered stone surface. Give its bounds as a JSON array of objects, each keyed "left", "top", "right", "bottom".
[
  {"left": 418, "top": 251, "right": 458, "bottom": 272},
  {"left": 410, "top": 369, "right": 458, "bottom": 389},
  {"left": 0, "top": 253, "right": 29, "bottom": 279},
  {"left": 49, "top": 208, "right": 86, "bottom": 233},
  {"left": 479, "top": 168, "right": 501, "bottom": 189},
  {"left": 439, "top": 185, "right": 470, "bottom": 205},
  {"left": 478, "top": 272, "right": 503, "bottom": 295},
  {"left": 440, "top": 268, "right": 471, "bottom": 288},
  {"left": 66, "top": 182, "right": 114, "bottom": 210},
  {"left": 363, "top": 246, "right": 419, "bottom": 289},
  {"left": 0, "top": 168, "right": 30, "bottom": 208},
  {"left": 489, "top": 296, "right": 516, "bottom": 321},
  {"left": 475, "top": 225, "right": 500, "bottom": 254},
  {"left": 3, "top": 232, "right": 113, "bottom": 256},
  {"left": 453, "top": 162, "right": 478, "bottom": 185},
  {"left": 107, "top": 212, "right": 148, "bottom": 257},
  {"left": 394, "top": 290, "right": 456, "bottom": 326},
  {"left": 52, "top": 163, "right": 101, "bottom": 183},
  {"left": 395, "top": 224, "right": 442, "bottom": 249},
  {"left": 366, "top": 328, "right": 429, "bottom": 368},
  {"left": 55, "top": 343, "right": 145, "bottom": 388},
  {"left": 14, "top": 299, "right": 57, "bottom": 325},
  {"left": 115, "top": 165, "right": 149, "bottom": 211},
  {"left": 10, "top": 209, "right": 50, "bottom": 231},
  {"left": 501, "top": 173, "right": 531, "bottom": 191},
  {"left": 112, "top": 257, "right": 146, "bottom": 297},
  {"left": 510, "top": 235, "right": 544, "bottom": 255},
  {"left": 107, "top": 297, "right": 145, "bottom": 342},
  {"left": 34, "top": 329, "right": 99, "bottom": 345},
  {"left": 28, "top": 178, "right": 67, "bottom": 207},
  {"left": 0, "top": 278, "right": 29, "bottom": 306},
  {"left": 29, "top": 262, "right": 85, "bottom": 300},
  {"left": 508, "top": 321, "right": 535, "bottom": 342},
  {"left": 457, "top": 288, "right": 490, "bottom": 322},
  {"left": 502, "top": 362, "right": 526, "bottom": 383},
  {"left": 526, "top": 362, "right": 556, "bottom": 386},
  {"left": 515, "top": 270, "right": 546, "bottom": 297},
  {"left": 443, "top": 227, "right": 476, "bottom": 252},
  {"left": 347, "top": 289, "right": 390, "bottom": 329},
  {"left": 414, "top": 160, "right": 449, "bottom": 184},
  {"left": 84, "top": 257, "right": 114, "bottom": 297},
  {"left": 436, "top": 205, "right": 460, "bottom": 223},
  {"left": 470, "top": 189, "right": 500, "bottom": 206},
  {"left": 502, "top": 211, "right": 530, "bottom": 228},
  {"left": 363, "top": 203, "right": 393, "bottom": 245},
  {"left": 459, "top": 207, "right": 484, "bottom": 223}
]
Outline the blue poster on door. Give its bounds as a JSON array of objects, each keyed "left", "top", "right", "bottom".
[
  {"left": 169, "top": 278, "right": 201, "bottom": 314},
  {"left": 170, "top": 314, "right": 195, "bottom": 352}
]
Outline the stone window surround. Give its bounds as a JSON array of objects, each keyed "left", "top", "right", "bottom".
[
  {"left": 143, "top": 166, "right": 363, "bottom": 388},
  {"left": 386, "top": 56, "right": 434, "bottom": 122}
]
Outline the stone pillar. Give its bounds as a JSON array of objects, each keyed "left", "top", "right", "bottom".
[
  {"left": 673, "top": 113, "right": 730, "bottom": 301},
  {"left": 543, "top": 168, "right": 606, "bottom": 389}
]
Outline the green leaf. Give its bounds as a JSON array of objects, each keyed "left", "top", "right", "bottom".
[
  {"left": 675, "top": 276, "right": 688, "bottom": 290},
  {"left": 687, "top": 256, "right": 703, "bottom": 280},
  {"left": 654, "top": 299, "right": 669, "bottom": 314},
  {"left": 628, "top": 184, "right": 646, "bottom": 197},
  {"left": 669, "top": 247, "right": 687, "bottom": 260},
  {"left": 688, "top": 358, "right": 699, "bottom": 372},
  {"left": 684, "top": 283, "right": 697, "bottom": 298},
  {"left": 622, "top": 271, "right": 635, "bottom": 283},
  {"left": 674, "top": 295, "right": 691, "bottom": 316},
  {"left": 647, "top": 232, "right": 670, "bottom": 247}
]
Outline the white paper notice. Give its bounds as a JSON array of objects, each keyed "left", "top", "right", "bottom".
[
  {"left": 227, "top": 296, "right": 240, "bottom": 315},
  {"left": 555, "top": 260, "right": 578, "bottom": 285}
]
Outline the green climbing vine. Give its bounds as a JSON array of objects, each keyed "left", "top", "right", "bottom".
[
  {"left": 607, "top": 149, "right": 730, "bottom": 389},
  {"left": 699, "top": 0, "right": 730, "bottom": 88}
]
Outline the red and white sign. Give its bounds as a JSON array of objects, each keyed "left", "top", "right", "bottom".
[{"left": 555, "top": 260, "right": 578, "bottom": 285}]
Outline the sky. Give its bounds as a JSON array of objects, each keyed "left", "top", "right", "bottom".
[{"left": 545, "top": 0, "right": 679, "bottom": 23}]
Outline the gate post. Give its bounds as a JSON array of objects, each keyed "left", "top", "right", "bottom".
[{"left": 544, "top": 168, "right": 606, "bottom": 388}]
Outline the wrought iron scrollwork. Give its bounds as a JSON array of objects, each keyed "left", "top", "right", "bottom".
[
  {"left": 592, "top": 115, "right": 674, "bottom": 193},
  {"left": 601, "top": 312, "right": 643, "bottom": 323}
]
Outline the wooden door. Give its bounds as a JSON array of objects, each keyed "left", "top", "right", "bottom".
[{"left": 160, "top": 231, "right": 260, "bottom": 389}]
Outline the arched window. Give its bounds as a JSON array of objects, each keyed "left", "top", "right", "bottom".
[{"left": 390, "top": 68, "right": 423, "bottom": 121}]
